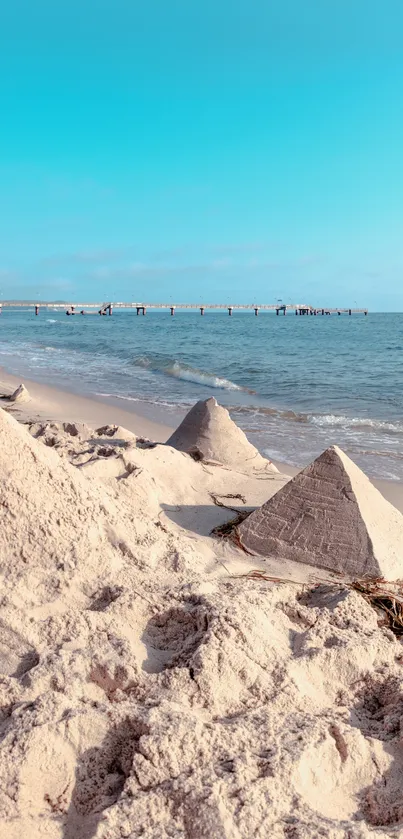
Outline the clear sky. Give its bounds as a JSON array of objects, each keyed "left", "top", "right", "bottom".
[{"left": 1, "top": 1, "right": 403, "bottom": 308}]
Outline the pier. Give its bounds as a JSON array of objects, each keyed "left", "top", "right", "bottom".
[{"left": 0, "top": 302, "right": 369, "bottom": 317}]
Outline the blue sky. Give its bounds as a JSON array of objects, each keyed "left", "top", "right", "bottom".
[{"left": 1, "top": 1, "right": 403, "bottom": 309}]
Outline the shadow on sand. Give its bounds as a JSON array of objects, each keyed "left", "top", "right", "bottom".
[{"left": 161, "top": 502, "right": 254, "bottom": 537}]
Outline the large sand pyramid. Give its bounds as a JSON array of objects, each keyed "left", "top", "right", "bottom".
[
  {"left": 236, "top": 445, "right": 403, "bottom": 580},
  {"left": 167, "top": 397, "right": 278, "bottom": 473}
]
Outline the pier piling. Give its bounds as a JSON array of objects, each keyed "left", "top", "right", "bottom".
[
  {"left": 200, "top": 307, "right": 205, "bottom": 316},
  {"left": 35, "top": 305, "right": 39, "bottom": 316},
  {"left": 170, "top": 307, "right": 175, "bottom": 316},
  {"left": 228, "top": 307, "right": 233, "bottom": 316},
  {"left": 254, "top": 307, "right": 259, "bottom": 316}
]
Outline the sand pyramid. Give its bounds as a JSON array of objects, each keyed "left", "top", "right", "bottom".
[
  {"left": 166, "top": 397, "right": 278, "bottom": 474},
  {"left": 9, "top": 383, "right": 30, "bottom": 403},
  {"left": 236, "top": 445, "right": 403, "bottom": 580}
]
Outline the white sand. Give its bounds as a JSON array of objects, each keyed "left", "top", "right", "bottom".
[{"left": 1, "top": 375, "right": 403, "bottom": 838}]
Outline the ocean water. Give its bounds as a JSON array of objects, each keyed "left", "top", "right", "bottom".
[{"left": 1, "top": 308, "right": 403, "bottom": 481}]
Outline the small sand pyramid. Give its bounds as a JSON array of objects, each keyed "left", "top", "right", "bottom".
[
  {"left": 9, "top": 383, "right": 30, "bottom": 403},
  {"left": 236, "top": 445, "right": 403, "bottom": 580},
  {"left": 167, "top": 397, "right": 278, "bottom": 474}
]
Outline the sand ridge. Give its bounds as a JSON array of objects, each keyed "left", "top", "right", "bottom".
[{"left": 1, "top": 406, "right": 403, "bottom": 837}]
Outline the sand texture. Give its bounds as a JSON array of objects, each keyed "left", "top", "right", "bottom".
[
  {"left": 237, "top": 446, "right": 403, "bottom": 580},
  {"left": 1, "top": 401, "right": 403, "bottom": 838}
]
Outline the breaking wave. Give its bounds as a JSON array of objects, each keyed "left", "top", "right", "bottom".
[
  {"left": 132, "top": 355, "right": 253, "bottom": 392},
  {"left": 232, "top": 405, "right": 403, "bottom": 435}
]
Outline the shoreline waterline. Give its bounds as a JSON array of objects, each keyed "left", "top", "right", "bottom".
[{"left": 2, "top": 364, "right": 403, "bottom": 518}]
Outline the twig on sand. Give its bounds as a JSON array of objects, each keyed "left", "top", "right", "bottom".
[{"left": 234, "top": 569, "right": 303, "bottom": 585}]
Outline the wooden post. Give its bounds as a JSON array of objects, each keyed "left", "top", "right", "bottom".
[
  {"left": 283, "top": 307, "right": 286, "bottom": 315},
  {"left": 200, "top": 307, "right": 205, "bottom": 316},
  {"left": 228, "top": 307, "right": 233, "bottom": 316},
  {"left": 170, "top": 307, "right": 175, "bottom": 316},
  {"left": 142, "top": 306, "right": 146, "bottom": 315},
  {"left": 276, "top": 308, "right": 279, "bottom": 316},
  {"left": 295, "top": 309, "right": 298, "bottom": 315},
  {"left": 349, "top": 309, "right": 352, "bottom": 315},
  {"left": 136, "top": 307, "right": 140, "bottom": 316},
  {"left": 108, "top": 305, "right": 112, "bottom": 316},
  {"left": 322, "top": 309, "right": 324, "bottom": 315},
  {"left": 365, "top": 310, "right": 368, "bottom": 315},
  {"left": 35, "top": 305, "right": 39, "bottom": 316},
  {"left": 254, "top": 307, "right": 259, "bottom": 316},
  {"left": 338, "top": 311, "right": 341, "bottom": 315}
]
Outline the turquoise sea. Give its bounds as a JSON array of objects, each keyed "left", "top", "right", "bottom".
[{"left": 1, "top": 308, "right": 403, "bottom": 481}]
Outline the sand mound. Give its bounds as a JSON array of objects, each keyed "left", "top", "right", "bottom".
[
  {"left": 0, "top": 407, "right": 164, "bottom": 606},
  {"left": 167, "top": 397, "right": 278, "bottom": 474},
  {"left": 237, "top": 445, "right": 403, "bottom": 580},
  {"left": 2, "top": 409, "right": 403, "bottom": 837},
  {"left": 9, "top": 383, "right": 30, "bottom": 403}
]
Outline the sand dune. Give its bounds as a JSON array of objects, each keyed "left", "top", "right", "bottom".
[{"left": 1, "top": 397, "right": 403, "bottom": 838}]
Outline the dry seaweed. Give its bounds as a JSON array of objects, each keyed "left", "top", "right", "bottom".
[
  {"left": 209, "top": 492, "right": 250, "bottom": 539},
  {"left": 351, "top": 579, "right": 403, "bottom": 635},
  {"left": 209, "top": 492, "right": 247, "bottom": 511},
  {"left": 211, "top": 510, "right": 250, "bottom": 538}
]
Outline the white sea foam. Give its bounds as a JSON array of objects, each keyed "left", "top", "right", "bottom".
[{"left": 309, "top": 414, "right": 403, "bottom": 434}]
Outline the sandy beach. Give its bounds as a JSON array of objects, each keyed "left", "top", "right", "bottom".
[
  {"left": 2, "top": 366, "right": 402, "bottom": 512},
  {"left": 2, "top": 369, "right": 403, "bottom": 838}
]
